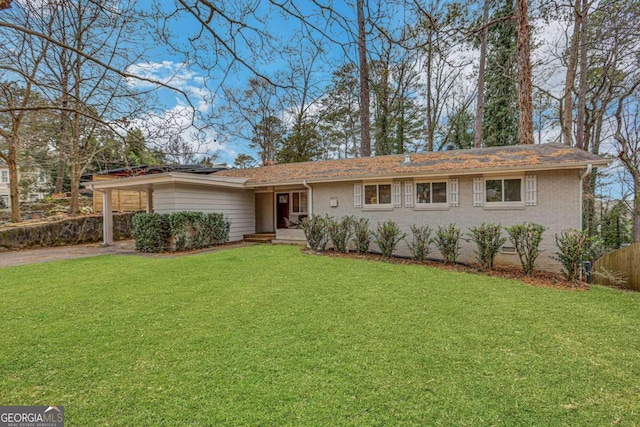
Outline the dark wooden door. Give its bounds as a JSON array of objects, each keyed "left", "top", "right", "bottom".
[{"left": 276, "top": 193, "right": 289, "bottom": 229}]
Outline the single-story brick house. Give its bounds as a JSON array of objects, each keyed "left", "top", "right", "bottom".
[{"left": 87, "top": 144, "right": 609, "bottom": 272}]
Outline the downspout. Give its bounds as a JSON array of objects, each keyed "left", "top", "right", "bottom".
[
  {"left": 579, "top": 164, "right": 593, "bottom": 281},
  {"left": 303, "top": 180, "right": 313, "bottom": 216},
  {"left": 579, "top": 164, "right": 592, "bottom": 231}
]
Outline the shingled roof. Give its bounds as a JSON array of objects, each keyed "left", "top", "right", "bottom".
[{"left": 216, "top": 144, "right": 609, "bottom": 186}]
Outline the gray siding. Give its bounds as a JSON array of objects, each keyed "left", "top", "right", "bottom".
[
  {"left": 154, "top": 183, "right": 255, "bottom": 242},
  {"left": 310, "top": 170, "right": 582, "bottom": 272}
]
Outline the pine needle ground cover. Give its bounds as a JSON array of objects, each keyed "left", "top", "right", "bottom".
[{"left": 1, "top": 245, "right": 639, "bottom": 425}]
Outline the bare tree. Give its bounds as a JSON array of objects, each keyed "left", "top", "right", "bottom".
[
  {"left": 614, "top": 82, "right": 640, "bottom": 242},
  {"left": 219, "top": 77, "right": 282, "bottom": 164},
  {"left": 357, "top": 0, "right": 372, "bottom": 157},
  {"left": 560, "top": 0, "right": 588, "bottom": 146},
  {"left": 0, "top": 3, "right": 52, "bottom": 222},
  {"left": 1, "top": 0, "right": 196, "bottom": 219},
  {"left": 475, "top": 0, "right": 490, "bottom": 149}
]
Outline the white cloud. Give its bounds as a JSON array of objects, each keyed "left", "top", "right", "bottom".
[{"left": 124, "top": 60, "right": 238, "bottom": 162}]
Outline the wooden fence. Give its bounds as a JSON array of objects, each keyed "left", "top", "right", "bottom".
[
  {"left": 592, "top": 242, "right": 640, "bottom": 291},
  {"left": 92, "top": 175, "right": 147, "bottom": 213}
]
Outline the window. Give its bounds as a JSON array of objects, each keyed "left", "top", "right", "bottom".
[
  {"left": 485, "top": 178, "right": 522, "bottom": 203},
  {"left": 0, "top": 195, "right": 7, "bottom": 209},
  {"left": 364, "top": 184, "right": 392, "bottom": 205},
  {"left": 416, "top": 182, "right": 447, "bottom": 204},
  {"left": 291, "top": 191, "right": 308, "bottom": 213},
  {"left": 1, "top": 171, "right": 7, "bottom": 183}
]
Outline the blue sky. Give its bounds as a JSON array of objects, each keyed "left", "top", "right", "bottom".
[{"left": 126, "top": 0, "right": 389, "bottom": 165}]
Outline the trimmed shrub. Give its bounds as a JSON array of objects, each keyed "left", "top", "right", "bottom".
[
  {"left": 132, "top": 213, "right": 170, "bottom": 253},
  {"left": 133, "top": 212, "right": 230, "bottom": 253},
  {"left": 373, "top": 220, "right": 407, "bottom": 258},
  {"left": 352, "top": 217, "right": 372, "bottom": 254},
  {"left": 407, "top": 224, "right": 432, "bottom": 262},
  {"left": 434, "top": 224, "right": 461, "bottom": 264},
  {"left": 168, "top": 212, "right": 231, "bottom": 250},
  {"left": 505, "top": 222, "right": 546, "bottom": 276},
  {"left": 205, "top": 212, "right": 230, "bottom": 244},
  {"left": 553, "top": 229, "right": 602, "bottom": 282},
  {"left": 327, "top": 215, "right": 354, "bottom": 253},
  {"left": 169, "top": 212, "right": 201, "bottom": 250},
  {"left": 468, "top": 223, "right": 507, "bottom": 270},
  {"left": 300, "top": 215, "right": 329, "bottom": 252}
]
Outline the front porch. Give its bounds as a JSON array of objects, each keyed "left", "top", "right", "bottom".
[
  {"left": 243, "top": 229, "right": 306, "bottom": 245},
  {"left": 254, "top": 186, "right": 311, "bottom": 236}
]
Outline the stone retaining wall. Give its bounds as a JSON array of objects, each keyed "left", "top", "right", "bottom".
[{"left": 0, "top": 213, "right": 134, "bottom": 251}]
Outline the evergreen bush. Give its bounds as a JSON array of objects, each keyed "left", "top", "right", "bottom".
[
  {"left": 505, "top": 222, "right": 546, "bottom": 275},
  {"left": 468, "top": 223, "right": 507, "bottom": 270},
  {"left": 300, "top": 215, "right": 329, "bottom": 252},
  {"left": 327, "top": 215, "right": 354, "bottom": 253},
  {"left": 407, "top": 224, "right": 432, "bottom": 262},
  {"left": 553, "top": 229, "right": 601, "bottom": 282},
  {"left": 373, "top": 220, "right": 407, "bottom": 258},
  {"left": 133, "top": 212, "right": 230, "bottom": 253},
  {"left": 132, "top": 213, "right": 170, "bottom": 253},
  {"left": 434, "top": 224, "right": 461, "bottom": 264},
  {"left": 352, "top": 217, "right": 372, "bottom": 254}
]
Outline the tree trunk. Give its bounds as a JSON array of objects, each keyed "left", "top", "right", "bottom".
[
  {"left": 474, "top": 0, "right": 490, "bottom": 149},
  {"left": 55, "top": 108, "right": 68, "bottom": 193},
  {"left": 7, "top": 136, "right": 21, "bottom": 223},
  {"left": 635, "top": 177, "right": 640, "bottom": 242},
  {"left": 426, "top": 41, "right": 434, "bottom": 151},
  {"left": 357, "top": 0, "right": 371, "bottom": 157},
  {"left": 55, "top": 69, "right": 70, "bottom": 193},
  {"left": 562, "top": 1, "right": 582, "bottom": 146},
  {"left": 516, "top": 0, "right": 534, "bottom": 145},
  {"left": 575, "top": 0, "right": 589, "bottom": 150}
]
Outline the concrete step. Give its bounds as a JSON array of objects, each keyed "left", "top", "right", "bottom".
[{"left": 243, "top": 233, "right": 276, "bottom": 243}]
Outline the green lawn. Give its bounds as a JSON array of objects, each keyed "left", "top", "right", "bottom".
[{"left": 1, "top": 245, "right": 639, "bottom": 426}]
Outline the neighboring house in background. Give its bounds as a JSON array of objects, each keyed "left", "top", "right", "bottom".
[
  {"left": 0, "top": 161, "right": 50, "bottom": 209},
  {"left": 0, "top": 161, "right": 9, "bottom": 209},
  {"left": 88, "top": 144, "right": 610, "bottom": 272}
]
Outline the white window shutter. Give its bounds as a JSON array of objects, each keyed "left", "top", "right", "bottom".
[
  {"left": 525, "top": 175, "right": 537, "bottom": 206},
  {"left": 404, "top": 181, "right": 414, "bottom": 207},
  {"left": 354, "top": 182, "right": 362, "bottom": 208},
  {"left": 448, "top": 179, "right": 459, "bottom": 207},
  {"left": 392, "top": 181, "right": 402, "bottom": 208},
  {"left": 473, "top": 178, "right": 484, "bottom": 207}
]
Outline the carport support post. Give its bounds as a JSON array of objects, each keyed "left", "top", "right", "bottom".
[
  {"left": 102, "top": 189, "right": 114, "bottom": 246},
  {"left": 146, "top": 186, "right": 153, "bottom": 213}
]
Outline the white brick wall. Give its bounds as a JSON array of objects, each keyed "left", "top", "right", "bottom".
[{"left": 310, "top": 170, "right": 581, "bottom": 272}]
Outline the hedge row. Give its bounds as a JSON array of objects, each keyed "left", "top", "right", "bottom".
[
  {"left": 132, "top": 212, "right": 230, "bottom": 253},
  {"left": 300, "top": 215, "right": 600, "bottom": 281}
]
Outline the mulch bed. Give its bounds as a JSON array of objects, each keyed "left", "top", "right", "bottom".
[{"left": 307, "top": 249, "right": 588, "bottom": 291}]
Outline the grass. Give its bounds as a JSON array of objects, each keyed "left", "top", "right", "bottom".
[{"left": 1, "top": 244, "right": 639, "bottom": 426}]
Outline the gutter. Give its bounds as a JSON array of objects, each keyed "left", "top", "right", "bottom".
[{"left": 303, "top": 180, "right": 313, "bottom": 216}]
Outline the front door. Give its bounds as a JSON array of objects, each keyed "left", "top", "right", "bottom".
[{"left": 276, "top": 193, "right": 289, "bottom": 229}]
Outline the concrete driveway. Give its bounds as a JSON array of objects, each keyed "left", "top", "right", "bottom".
[
  {"left": 0, "top": 240, "right": 253, "bottom": 268},
  {"left": 0, "top": 240, "right": 138, "bottom": 268}
]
